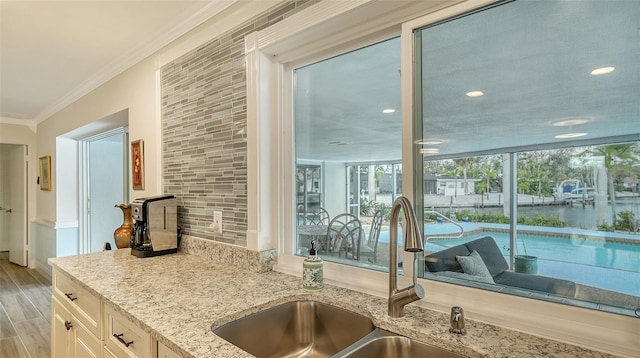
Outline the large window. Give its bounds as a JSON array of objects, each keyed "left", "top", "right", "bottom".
[
  {"left": 416, "top": 0, "right": 639, "bottom": 316},
  {"left": 294, "top": 37, "right": 401, "bottom": 270},
  {"left": 290, "top": 0, "right": 639, "bottom": 316}
]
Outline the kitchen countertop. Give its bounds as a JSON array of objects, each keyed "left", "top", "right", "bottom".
[{"left": 49, "top": 247, "right": 619, "bottom": 358}]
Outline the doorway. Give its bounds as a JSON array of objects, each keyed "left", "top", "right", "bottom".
[
  {"left": 0, "top": 143, "right": 28, "bottom": 266},
  {"left": 79, "top": 128, "right": 128, "bottom": 253}
]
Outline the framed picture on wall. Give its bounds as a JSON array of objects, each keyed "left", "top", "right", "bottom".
[
  {"left": 39, "top": 155, "right": 52, "bottom": 191},
  {"left": 131, "top": 139, "right": 145, "bottom": 190}
]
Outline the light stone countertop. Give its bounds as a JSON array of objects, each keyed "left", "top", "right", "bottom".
[{"left": 49, "top": 248, "right": 619, "bottom": 358}]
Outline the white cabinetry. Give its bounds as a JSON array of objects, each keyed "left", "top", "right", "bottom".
[
  {"left": 51, "top": 270, "right": 103, "bottom": 358},
  {"left": 104, "top": 304, "right": 154, "bottom": 358},
  {"left": 51, "top": 269, "right": 181, "bottom": 358},
  {"left": 157, "top": 341, "right": 182, "bottom": 358}
]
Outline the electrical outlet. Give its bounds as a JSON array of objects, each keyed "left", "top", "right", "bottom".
[{"left": 213, "top": 211, "right": 223, "bottom": 234}]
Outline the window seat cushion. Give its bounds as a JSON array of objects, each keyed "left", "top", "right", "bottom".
[{"left": 425, "top": 236, "right": 577, "bottom": 298}]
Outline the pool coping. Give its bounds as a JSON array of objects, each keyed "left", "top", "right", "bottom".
[{"left": 425, "top": 222, "right": 640, "bottom": 245}]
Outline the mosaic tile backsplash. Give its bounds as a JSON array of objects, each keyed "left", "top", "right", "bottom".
[{"left": 161, "top": 0, "right": 320, "bottom": 247}]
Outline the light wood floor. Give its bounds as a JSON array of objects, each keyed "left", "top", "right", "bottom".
[{"left": 0, "top": 252, "right": 51, "bottom": 358}]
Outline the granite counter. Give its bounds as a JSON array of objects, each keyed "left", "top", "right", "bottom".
[{"left": 49, "top": 248, "right": 618, "bottom": 358}]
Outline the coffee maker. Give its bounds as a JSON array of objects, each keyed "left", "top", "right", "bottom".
[{"left": 130, "top": 194, "right": 178, "bottom": 258}]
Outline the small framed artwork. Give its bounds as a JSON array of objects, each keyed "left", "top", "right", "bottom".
[
  {"left": 39, "top": 156, "right": 52, "bottom": 191},
  {"left": 131, "top": 139, "right": 145, "bottom": 190}
]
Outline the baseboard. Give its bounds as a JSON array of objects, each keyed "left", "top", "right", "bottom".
[{"left": 33, "top": 260, "right": 52, "bottom": 279}]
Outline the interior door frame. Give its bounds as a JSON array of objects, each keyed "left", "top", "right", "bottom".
[
  {"left": 78, "top": 127, "right": 129, "bottom": 254},
  {"left": 8, "top": 144, "right": 28, "bottom": 266}
]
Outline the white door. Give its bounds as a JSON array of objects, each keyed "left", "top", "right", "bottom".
[
  {"left": 80, "top": 129, "right": 127, "bottom": 253},
  {"left": 9, "top": 145, "right": 28, "bottom": 266},
  {"left": 0, "top": 145, "right": 8, "bottom": 251}
]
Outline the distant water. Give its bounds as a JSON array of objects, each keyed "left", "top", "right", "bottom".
[{"left": 465, "top": 198, "right": 639, "bottom": 230}]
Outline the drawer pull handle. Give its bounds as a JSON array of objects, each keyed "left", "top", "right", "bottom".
[
  {"left": 114, "top": 333, "right": 134, "bottom": 347},
  {"left": 64, "top": 321, "right": 73, "bottom": 331},
  {"left": 64, "top": 293, "right": 78, "bottom": 301}
]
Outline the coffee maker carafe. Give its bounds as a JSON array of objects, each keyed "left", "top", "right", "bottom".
[{"left": 130, "top": 194, "right": 178, "bottom": 258}]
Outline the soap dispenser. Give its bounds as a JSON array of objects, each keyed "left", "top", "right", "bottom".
[{"left": 303, "top": 241, "right": 323, "bottom": 290}]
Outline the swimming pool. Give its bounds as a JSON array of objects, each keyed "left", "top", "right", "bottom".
[
  {"left": 378, "top": 224, "right": 640, "bottom": 296},
  {"left": 431, "top": 232, "right": 640, "bottom": 273},
  {"left": 429, "top": 231, "right": 640, "bottom": 296}
]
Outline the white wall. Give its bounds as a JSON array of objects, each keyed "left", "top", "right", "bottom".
[
  {"left": 33, "top": 1, "right": 278, "bottom": 225},
  {"left": 37, "top": 56, "right": 161, "bottom": 210},
  {"left": 27, "top": 1, "right": 278, "bottom": 270},
  {"left": 323, "top": 162, "right": 348, "bottom": 217},
  {"left": 56, "top": 138, "right": 78, "bottom": 224}
]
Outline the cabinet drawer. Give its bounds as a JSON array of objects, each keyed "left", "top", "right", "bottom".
[
  {"left": 157, "top": 341, "right": 181, "bottom": 358},
  {"left": 53, "top": 270, "right": 102, "bottom": 339},
  {"left": 104, "top": 304, "right": 152, "bottom": 358},
  {"left": 73, "top": 317, "right": 102, "bottom": 358}
]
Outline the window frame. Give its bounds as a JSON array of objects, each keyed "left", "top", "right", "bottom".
[{"left": 244, "top": 1, "right": 638, "bottom": 355}]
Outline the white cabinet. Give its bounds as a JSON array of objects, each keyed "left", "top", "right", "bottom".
[
  {"left": 104, "top": 304, "right": 154, "bottom": 358},
  {"left": 53, "top": 269, "right": 102, "bottom": 338},
  {"left": 52, "top": 296, "right": 102, "bottom": 357},
  {"left": 52, "top": 269, "right": 181, "bottom": 358},
  {"left": 157, "top": 341, "right": 182, "bottom": 358},
  {"left": 52, "top": 270, "right": 103, "bottom": 358},
  {"left": 52, "top": 297, "right": 73, "bottom": 358}
]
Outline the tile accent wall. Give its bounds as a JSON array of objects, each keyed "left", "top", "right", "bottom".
[{"left": 162, "top": 0, "right": 320, "bottom": 247}]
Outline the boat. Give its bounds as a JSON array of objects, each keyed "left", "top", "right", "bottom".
[{"left": 554, "top": 179, "right": 594, "bottom": 202}]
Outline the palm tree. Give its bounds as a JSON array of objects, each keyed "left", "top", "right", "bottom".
[
  {"left": 453, "top": 157, "right": 474, "bottom": 195},
  {"left": 585, "top": 144, "right": 640, "bottom": 225},
  {"left": 478, "top": 161, "right": 499, "bottom": 195}
]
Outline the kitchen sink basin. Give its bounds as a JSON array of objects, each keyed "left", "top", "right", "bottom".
[
  {"left": 212, "top": 300, "right": 375, "bottom": 358},
  {"left": 337, "top": 329, "right": 466, "bottom": 358}
]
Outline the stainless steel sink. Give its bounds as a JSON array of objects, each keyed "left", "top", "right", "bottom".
[
  {"left": 336, "top": 329, "right": 466, "bottom": 358},
  {"left": 212, "top": 301, "right": 376, "bottom": 358}
]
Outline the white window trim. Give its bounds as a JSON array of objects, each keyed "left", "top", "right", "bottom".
[{"left": 244, "top": 1, "right": 639, "bottom": 356}]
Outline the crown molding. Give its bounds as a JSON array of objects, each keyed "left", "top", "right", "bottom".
[
  {"left": 0, "top": 116, "right": 37, "bottom": 132},
  {"left": 32, "top": 0, "right": 238, "bottom": 125}
]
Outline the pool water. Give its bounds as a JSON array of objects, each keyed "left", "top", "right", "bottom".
[
  {"left": 377, "top": 226, "right": 640, "bottom": 296},
  {"left": 431, "top": 232, "right": 640, "bottom": 273},
  {"left": 428, "top": 232, "right": 640, "bottom": 296}
]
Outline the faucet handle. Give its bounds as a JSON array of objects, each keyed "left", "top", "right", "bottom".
[{"left": 449, "top": 306, "right": 466, "bottom": 335}]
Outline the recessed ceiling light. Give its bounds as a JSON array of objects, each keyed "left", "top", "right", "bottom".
[
  {"left": 382, "top": 108, "right": 395, "bottom": 114},
  {"left": 590, "top": 67, "right": 615, "bottom": 75},
  {"left": 420, "top": 148, "right": 440, "bottom": 154},
  {"left": 555, "top": 133, "right": 588, "bottom": 139},
  {"left": 466, "top": 91, "right": 484, "bottom": 97},
  {"left": 415, "top": 140, "right": 443, "bottom": 145},
  {"left": 553, "top": 119, "right": 589, "bottom": 126}
]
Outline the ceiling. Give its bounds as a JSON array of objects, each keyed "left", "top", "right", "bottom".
[
  {"left": 0, "top": 0, "right": 233, "bottom": 127},
  {"left": 1, "top": 1, "right": 638, "bottom": 164},
  {"left": 295, "top": 0, "right": 640, "bottom": 163}
]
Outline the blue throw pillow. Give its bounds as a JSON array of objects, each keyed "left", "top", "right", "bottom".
[{"left": 456, "top": 250, "right": 495, "bottom": 282}]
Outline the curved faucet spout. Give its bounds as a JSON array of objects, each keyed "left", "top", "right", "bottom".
[{"left": 388, "top": 196, "right": 425, "bottom": 318}]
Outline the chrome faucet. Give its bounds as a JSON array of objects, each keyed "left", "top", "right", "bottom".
[{"left": 388, "top": 196, "right": 425, "bottom": 318}]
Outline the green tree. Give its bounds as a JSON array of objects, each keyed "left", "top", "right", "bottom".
[
  {"left": 453, "top": 157, "right": 475, "bottom": 195},
  {"left": 478, "top": 158, "right": 500, "bottom": 194}
]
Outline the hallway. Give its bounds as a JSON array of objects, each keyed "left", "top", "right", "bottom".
[{"left": 0, "top": 252, "right": 51, "bottom": 358}]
